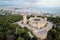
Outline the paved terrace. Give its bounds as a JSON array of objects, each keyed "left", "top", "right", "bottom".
[{"left": 16, "top": 21, "right": 53, "bottom": 39}]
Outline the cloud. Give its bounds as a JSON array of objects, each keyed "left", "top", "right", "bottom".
[
  {"left": 33, "top": 0, "right": 60, "bottom": 7},
  {"left": 0, "top": 0, "right": 31, "bottom": 6},
  {"left": 0, "top": 0, "right": 60, "bottom": 7}
]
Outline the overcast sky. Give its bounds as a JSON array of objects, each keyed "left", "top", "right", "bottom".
[{"left": 0, "top": 0, "right": 60, "bottom": 7}]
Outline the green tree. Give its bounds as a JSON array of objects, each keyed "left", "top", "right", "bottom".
[
  {"left": 0, "top": 32, "right": 5, "bottom": 40},
  {"left": 32, "top": 37, "right": 38, "bottom": 40},
  {"left": 17, "top": 37, "right": 24, "bottom": 40}
]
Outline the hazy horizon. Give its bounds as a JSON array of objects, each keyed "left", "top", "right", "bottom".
[
  {"left": 0, "top": 0, "right": 60, "bottom": 14},
  {"left": 0, "top": 0, "right": 60, "bottom": 7}
]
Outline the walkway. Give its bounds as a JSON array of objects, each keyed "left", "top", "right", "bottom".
[{"left": 16, "top": 21, "right": 53, "bottom": 40}]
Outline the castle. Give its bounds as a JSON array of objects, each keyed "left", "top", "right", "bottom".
[
  {"left": 16, "top": 14, "right": 53, "bottom": 40},
  {"left": 23, "top": 15, "right": 48, "bottom": 29}
]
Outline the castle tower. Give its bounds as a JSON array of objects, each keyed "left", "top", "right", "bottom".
[
  {"left": 44, "top": 17, "right": 47, "bottom": 21},
  {"left": 23, "top": 14, "right": 27, "bottom": 24}
]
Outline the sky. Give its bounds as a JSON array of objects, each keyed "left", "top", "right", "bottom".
[{"left": 0, "top": 0, "right": 60, "bottom": 7}]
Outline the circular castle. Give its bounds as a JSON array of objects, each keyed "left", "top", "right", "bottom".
[
  {"left": 16, "top": 14, "right": 53, "bottom": 40},
  {"left": 23, "top": 15, "right": 48, "bottom": 29}
]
